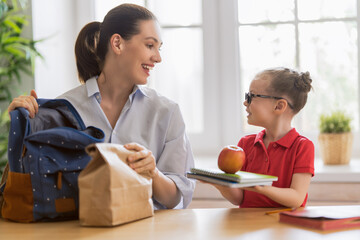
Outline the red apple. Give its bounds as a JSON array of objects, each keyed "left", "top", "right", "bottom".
[{"left": 218, "top": 145, "right": 245, "bottom": 174}]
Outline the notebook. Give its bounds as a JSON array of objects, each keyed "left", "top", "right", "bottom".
[
  {"left": 187, "top": 168, "right": 278, "bottom": 188},
  {"left": 279, "top": 205, "right": 360, "bottom": 231},
  {"left": 186, "top": 172, "right": 275, "bottom": 188},
  {"left": 189, "top": 168, "right": 278, "bottom": 183}
]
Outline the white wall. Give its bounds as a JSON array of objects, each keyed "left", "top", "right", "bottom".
[{"left": 32, "top": 0, "right": 94, "bottom": 98}]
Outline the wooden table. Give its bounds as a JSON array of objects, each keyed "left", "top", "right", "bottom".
[{"left": 1, "top": 208, "right": 360, "bottom": 240}]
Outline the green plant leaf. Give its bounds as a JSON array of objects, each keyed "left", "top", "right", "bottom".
[
  {"left": 319, "top": 111, "right": 352, "bottom": 133},
  {"left": 4, "top": 44, "right": 26, "bottom": 57},
  {"left": 0, "top": 0, "right": 42, "bottom": 178},
  {"left": 2, "top": 35, "right": 30, "bottom": 44},
  {"left": 3, "top": 18, "right": 21, "bottom": 33}
]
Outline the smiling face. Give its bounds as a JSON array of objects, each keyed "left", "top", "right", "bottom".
[
  {"left": 243, "top": 74, "right": 277, "bottom": 127},
  {"left": 118, "top": 20, "right": 162, "bottom": 85}
]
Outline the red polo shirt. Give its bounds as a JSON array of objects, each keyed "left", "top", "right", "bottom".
[{"left": 238, "top": 128, "right": 314, "bottom": 208}]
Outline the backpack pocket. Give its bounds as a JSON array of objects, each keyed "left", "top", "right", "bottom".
[
  {"left": 33, "top": 154, "right": 85, "bottom": 219},
  {"left": 20, "top": 127, "right": 104, "bottom": 221},
  {"left": 1, "top": 171, "right": 34, "bottom": 222}
]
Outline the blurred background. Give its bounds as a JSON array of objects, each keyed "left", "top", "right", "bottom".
[{"left": 4, "top": 0, "right": 360, "bottom": 162}]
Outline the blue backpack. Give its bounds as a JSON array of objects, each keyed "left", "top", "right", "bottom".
[{"left": 0, "top": 99, "right": 104, "bottom": 222}]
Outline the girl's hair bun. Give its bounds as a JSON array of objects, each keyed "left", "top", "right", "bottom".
[{"left": 295, "top": 71, "right": 312, "bottom": 93}]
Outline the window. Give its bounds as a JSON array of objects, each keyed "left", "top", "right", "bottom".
[
  {"left": 237, "top": 0, "right": 359, "bottom": 158},
  {"left": 33, "top": 0, "right": 360, "bottom": 159},
  {"left": 238, "top": 0, "right": 358, "bottom": 136}
]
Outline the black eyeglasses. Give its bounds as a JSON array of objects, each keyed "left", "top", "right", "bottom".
[{"left": 245, "top": 92, "right": 294, "bottom": 109}]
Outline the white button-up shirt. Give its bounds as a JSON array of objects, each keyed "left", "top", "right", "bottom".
[{"left": 57, "top": 77, "right": 195, "bottom": 209}]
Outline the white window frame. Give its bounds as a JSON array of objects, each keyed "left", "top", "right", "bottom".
[
  {"left": 190, "top": 0, "right": 243, "bottom": 156},
  {"left": 33, "top": 0, "right": 360, "bottom": 159},
  {"left": 200, "top": 0, "right": 360, "bottom": 159}
]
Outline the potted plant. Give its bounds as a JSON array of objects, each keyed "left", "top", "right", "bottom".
[
  {"left": 318, "top": 111, "right": 353, "bottom": 165},
  {"left": 0, "top": 0, "right": 42, "bottom": 177}
]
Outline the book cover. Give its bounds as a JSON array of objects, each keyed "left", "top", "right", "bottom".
[
  {"left": 190, "top": 168, "right": 278, "bottom": 183},
  {"left": 186, "top": 172, "right": 275, "bottom": 188},
  {"left": 279, "top": 205, "right": 360, "bottom": 231}
]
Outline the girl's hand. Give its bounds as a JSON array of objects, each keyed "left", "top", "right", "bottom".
[
  {"left": 8, "top": 89, "right": 38, "bottom": 118},
  {"left": 124, "top": 143, "right": 159, "bottom": 178}
]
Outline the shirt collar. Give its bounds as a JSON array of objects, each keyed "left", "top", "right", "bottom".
[
  {"left": 132, "top": 85, "right": 148, "bottom": 98},
  {"left": 85, "top": 77, "right": 149, "bottom": 103},
  {"left": 86, "top": 77, "right": 99, "bottom": 97},
  {"left": 254, "top": 128, "right": 299, "bottom": 148},
  {"left": 86, "top": 77, "right": 101, "bottom": 103}
]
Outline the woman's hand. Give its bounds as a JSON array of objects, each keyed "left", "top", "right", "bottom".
[
  {"left": 125, "top": 142, "right": 181, "bottom": 208},
  {"left": 124, "top": 143, "right": 159, "bottom": 178},
  {"left": 8, "top": 89, "right": 38, "bottom": 118}
]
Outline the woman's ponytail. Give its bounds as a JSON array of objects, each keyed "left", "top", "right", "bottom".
[{"left": 74, "top": 21, "right": 101, "bottom": 83}]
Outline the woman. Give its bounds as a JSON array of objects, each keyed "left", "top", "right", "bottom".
[{"left": 8, "top": 4, "right": 195, "bottom": 209}]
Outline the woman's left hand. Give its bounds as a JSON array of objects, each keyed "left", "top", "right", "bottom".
[{"left": 124, "top": 143, "right": 159, "bottom": 178}]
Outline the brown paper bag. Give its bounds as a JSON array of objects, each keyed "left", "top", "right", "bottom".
[{"left": 78, "top": 143, "right": 154, "bottom": 226}]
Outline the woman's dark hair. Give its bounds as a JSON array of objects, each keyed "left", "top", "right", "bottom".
[
  {"left": 74, "top": 4, "right": 156, "bottom": 83},
  {"left": 258, "top": 67, "right": 313, "bottom": 114}
]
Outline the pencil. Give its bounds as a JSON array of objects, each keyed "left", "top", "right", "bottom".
[{"left": 265, "top": 208, "right": 294, "bottom": 215}]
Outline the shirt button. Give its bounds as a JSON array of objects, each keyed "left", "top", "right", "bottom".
[
  {"left": 273, "top": 143, "right": 277, "bottom": 147},
  {"left": 265, "top": 158, "right": 268, "bottom": 162}
]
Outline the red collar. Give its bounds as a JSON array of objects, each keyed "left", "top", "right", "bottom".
[{"left": 254, "top": 128, "right": 299, "bottom": 148}]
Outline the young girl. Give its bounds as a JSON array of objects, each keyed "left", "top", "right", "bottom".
[{"left": 214, "top": 67, "right": 314, "bottom": 208}]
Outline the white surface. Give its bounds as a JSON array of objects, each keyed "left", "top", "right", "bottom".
[
  {"left": 32, "top": 0, "right": 94, "bottom": 98},
  {"left": 194, "top": 156, "right": 360, "bottom": 183},
  {"left": 312, "top": 159, "right": 360, "bottom": 182}
]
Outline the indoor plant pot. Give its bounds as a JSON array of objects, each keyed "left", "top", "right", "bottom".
[{"left": 318, "top": 111, "right": 353, "bottom": 165}]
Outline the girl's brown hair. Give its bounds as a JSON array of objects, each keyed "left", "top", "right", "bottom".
[
  {"left": 259, "top": 67, "right": 313, "bottom": 114},
  {"left": 74, "top": 4, "right": 156, "bottom": 83}
]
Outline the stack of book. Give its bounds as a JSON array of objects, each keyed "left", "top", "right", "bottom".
[
  {"left": 279, "top": 205, "right": 360, "bottom": 231},
  {"left": 186, "top": 168, "right": 278, "bottom": 188}
]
